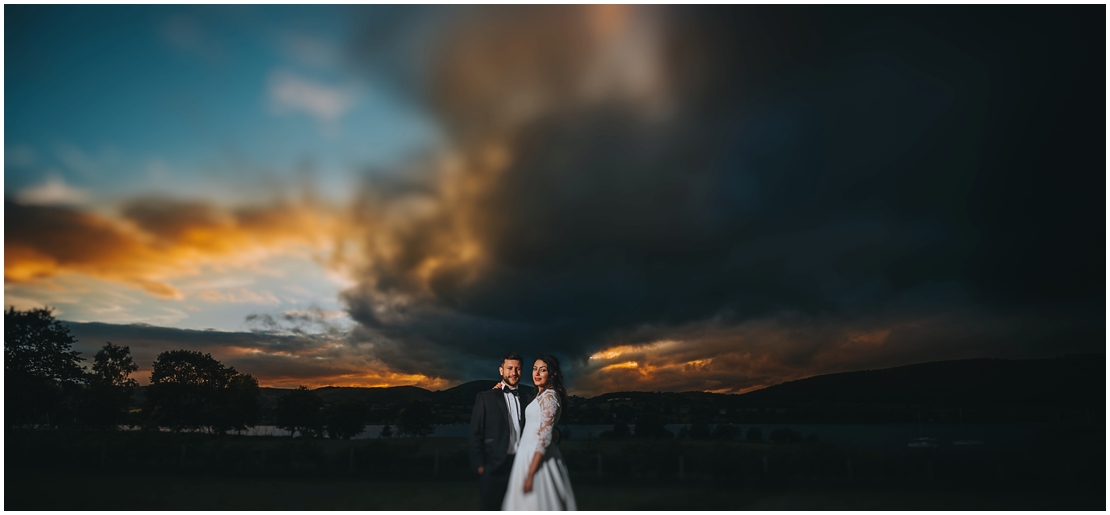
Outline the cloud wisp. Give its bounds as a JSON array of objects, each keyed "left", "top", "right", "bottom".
[
  {"left": 267, "top": 69, "right": 361, "bottom": 135},
  {"left": 14, "top": 174, "right": 91, "bottom": 206}
]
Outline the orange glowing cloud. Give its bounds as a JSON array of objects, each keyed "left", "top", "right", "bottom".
[
  {"left": 601, "top": 360, "right": 641, "bottom": 371},
  {"left": 589, "top": 344, "right": 644, "bottom": 360},
  {"left": 6, "top": 197, "right": 349, "bottom": 299},
  {"left": 569, "top": 319, "right": 942, "bottom": 397},
  {"left": 261, "top": 370, "right": 451, "bottom": 390},
  {"left": 215, "top": 346, "right": 456, "bottom": 390}
]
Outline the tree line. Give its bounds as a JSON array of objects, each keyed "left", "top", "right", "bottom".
[{"left": 5, "top": 307, "right": 435, "bottom": 438}]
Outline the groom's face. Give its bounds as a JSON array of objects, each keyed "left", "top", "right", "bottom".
[{"left": 500, "top": 359, "right": 522, "bottom": 387}]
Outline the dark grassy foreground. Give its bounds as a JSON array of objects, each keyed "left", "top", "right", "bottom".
[
  {"left": 6, "top": 426, "right": 1104, "bottom": 510},
  {"left": 8, "top": 472, "right": 1101, "bottom": 510}
]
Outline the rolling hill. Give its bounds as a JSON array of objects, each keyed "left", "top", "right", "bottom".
[{"left": 133, "top": 354, "right": 1103, "bottom": 424}]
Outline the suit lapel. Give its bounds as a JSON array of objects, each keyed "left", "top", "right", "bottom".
[{"left": 492, "top": 389, "right": 511, "bottom": 429}]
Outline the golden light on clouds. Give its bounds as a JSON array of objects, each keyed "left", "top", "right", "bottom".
[
  {"left": 570, "top": 324, "right": 910, "bottom": 396},
  {"left": 588, "top": 340, "right": 678, "bottom": 362},
  {"left": 601, "top": 360, "right": 640, "bottom": 371},
  {"left": 589, "top": 346, "right": 635, "bottom": 361},
  {"left": 262, "top": 370, "right": 451, "bottom": 390},
  {"left": 6, "top": 197, "right": 351, "bottom": 300},
  {"left": 684, "top": 358, "right": 711, "bottom": 371}
]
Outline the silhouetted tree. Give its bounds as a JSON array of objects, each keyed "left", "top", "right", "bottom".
[
  {"left": 275, "top": 386, "right": 324, "bottom": 438},
  {"left": 746, "top": 426, "right": 763, "bottom": 441},
  {"left": 689, "top": 422, "right": 712, "bottom": 440},
  {"left": 5, "top": 307, "right": 85, "bottom": 427},
  {"left": 634, "top": 412, "right": 673, "bottom": 439},
  {"left": 144, "top": 350, "right": 257, "bottom": 433},
  {"left": 224, "top": 373, "right": 261, "bottom": 433},
  {"left": 600, "top": 422, "right": 630, "bottom": 440},
  {"left": 380, "top": 424, "right": 393, "bottom": 438},
  {"left": 325, "top": 398, "right": 369, "bottom": 439},
  {"left": 713, "top": 423, "right": 740, "bottom": 441},
  {"left": 398, "top": 400, "right": 434, "bottom": 437},
  {"left": 79, "top": 342, "right": 138, "bottom": 428},
  {"left": 770, "top": 427, "right": 802, "bottom": 444},
  {"left": 612, "top": 404, "right": 634, "bottom": 424},
  {"left": 688, "top": 405, "right": 714, "bottom": 440},
  {"left": 92, "top": 342, "right": 139, "bottom": 388}
]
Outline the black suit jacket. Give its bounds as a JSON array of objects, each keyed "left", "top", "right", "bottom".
[{"left": 469, "top": 384, "right": 535, "bottom": 473}]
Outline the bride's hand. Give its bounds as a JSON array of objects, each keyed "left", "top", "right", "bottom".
[
  {"left": 492, "top": 381, "right": 505, "bottom": 390},
  {"left": 523, "top": 474, "right": 533, "bottom": 493}
]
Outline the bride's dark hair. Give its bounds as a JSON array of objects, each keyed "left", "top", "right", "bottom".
[{"left": 536, "top": 354, "right": 568, "bottom": 407}]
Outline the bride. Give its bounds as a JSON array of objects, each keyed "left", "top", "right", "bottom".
[{"left": 502, "top": 354, "right": 577, "bottom": 511}]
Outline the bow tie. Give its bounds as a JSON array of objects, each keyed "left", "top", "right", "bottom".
[{"left": 502, "top": 386, "right": 519, "bottom": 396}]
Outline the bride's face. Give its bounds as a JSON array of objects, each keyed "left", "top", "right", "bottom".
[{"left": 533, "top": 360, "right": 549, "bottom": 388}]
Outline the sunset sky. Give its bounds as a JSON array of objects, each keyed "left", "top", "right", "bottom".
[{"left": 5, "top": 5, "right": 1104, "bottom": 395}]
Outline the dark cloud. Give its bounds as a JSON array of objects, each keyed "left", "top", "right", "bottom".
[
  {"left": 336, "top": 5, "right": 1104, "bottom": 389},
  {"left": 244, "top": 306, "right": 349, "bottom": 339},
  {"left": 5, "top": 200, "right": 178, "bottom": 297}
]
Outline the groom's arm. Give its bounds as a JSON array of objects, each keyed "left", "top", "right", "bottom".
[{"left": 468, "top": 392, "right": 487, "bottom": 473}]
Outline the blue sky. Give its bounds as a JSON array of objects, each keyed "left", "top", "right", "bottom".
[
  {"left": 6, "top": 5, "right": 440, "bottom": 202},
  {"left": 6, "top": 5, "right": 442, "bottom": 336}
]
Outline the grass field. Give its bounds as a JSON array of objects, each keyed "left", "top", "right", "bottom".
[
  {"left": 5, "top": 428, "right": 1104, "bottom": 510},
  {"left": 6, "top": 472, "right": 1103, "bottom": 510}
]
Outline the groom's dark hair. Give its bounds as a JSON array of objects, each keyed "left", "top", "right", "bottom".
[{"left": 502, "top": 352, "right": 523, "bottom": 365}]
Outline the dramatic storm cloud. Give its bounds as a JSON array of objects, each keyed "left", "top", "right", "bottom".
[{"left": 334, "top": 6, "right": 1104, "bottom": 390}]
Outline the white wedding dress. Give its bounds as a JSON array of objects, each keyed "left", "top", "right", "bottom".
[{"left": 502, "top": 388, "right": 577, "bottom": 511}]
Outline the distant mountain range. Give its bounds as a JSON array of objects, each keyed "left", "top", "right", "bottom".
[
  {"left": 721, "top": 354, "right": 1104, "bottom": 409},
  {"left": 581, "top": 354, "right": 1105, "bottom": 424},
  {"left": 256, "top": 381, "right": 499, "bottom": 408},
  {"left": 135, "top": 354, "right": 1104, "bottom": 424},
  {"left": 258, "top": 354, "right": 1103, "bottom": 406}
]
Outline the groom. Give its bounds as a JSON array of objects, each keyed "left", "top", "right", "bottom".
[{"left": 469, "top": 352, "right": 534, "bottom": 511}]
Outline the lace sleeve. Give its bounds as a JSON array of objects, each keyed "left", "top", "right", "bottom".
[{"left": 532, "top": 389, "right": 560, "bottom": 456}]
